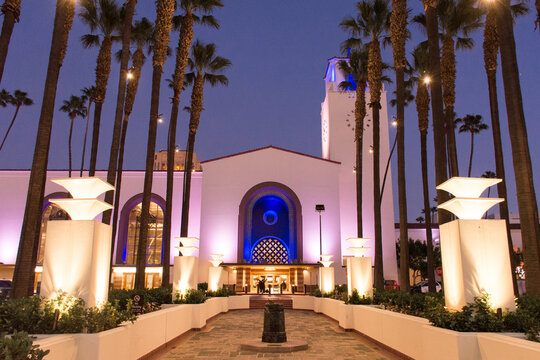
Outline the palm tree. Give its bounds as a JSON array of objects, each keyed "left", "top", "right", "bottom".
[
  {"left": 493, "top": 0, "right": 540, "bottom": 296},
  {"left": 110, "top": 17, "right": 153, "bottom": 276},
  {"left": 102, "top": 0, "right": 137, "bottom": 226},
  {"left": 11, "top": 0, "right": 75, "bottom": 298},
  {"left": 341, "top": 0, "right": 391, "bottom": 290},
  {"left": 79, "top": 0, "right": 122, "bottom": 176},
  {"left": 0, "top": 0, "right": 22, "bottom": 84},
  {"left": 180, "top": 40, "right": 230, "bottom": 238},
  {"left": 413, "top": 44, "right": 436, "bottom": 293},
  {"left": 162, "top": 0, "right": 222, "bottom": 288},
  {"left": 135, "top": 0, "right": 175, "bottom": 290},
  {"left": 80, "top": 86, "right": 97, "bottom": 176},
  {"left": 0, "top": 90, "right": 33, "bottom": 152},
  {"left": 482, "top": 4, "right": 527, "bottom": 296},
  {"left": 390, "top": 0, "right": 410, "bottom": 292},
  {"left": 60, "top": 95, "right": 87, "bottom": 178},
  {"left": 421, "top": 0, "right": 450, "bottom": 225},
  {"left": 337, "top": 43, "right": 369, "bottom": 240},
  {"left": 455, "top": 114, "right": 488, "bottom": 177}
]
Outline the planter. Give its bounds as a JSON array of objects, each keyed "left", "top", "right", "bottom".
[{"left": 477, "top": 333, "right": 540, "bottom": 360}]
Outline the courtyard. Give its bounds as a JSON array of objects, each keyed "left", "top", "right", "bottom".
[{"left": 155, "top": 309, "right": 400, "bottom": 360}]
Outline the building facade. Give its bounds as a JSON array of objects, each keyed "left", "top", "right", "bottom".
[{"left": 0, "top": 58, "right": 399, "bottom": 292}]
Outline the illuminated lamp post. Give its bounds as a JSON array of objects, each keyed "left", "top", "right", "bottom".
[
  {"left": 437, "top": 177, "right": 515, "bottom": 311},
  {"left": 41, "top": 177, "right": 114, "bottom": 307},
  {"left": 346, "top": 238, "right": 373, "bottom": 298},
  {"left": 172, "top": 237, "right": 199, "bottom": 300},
  {"left": 208, "top": 254, "right": 224, "bottom": 291}
]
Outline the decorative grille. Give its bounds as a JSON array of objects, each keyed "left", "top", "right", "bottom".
[{"left": 251, "top": 238, "right": 289, "bottom": 264}]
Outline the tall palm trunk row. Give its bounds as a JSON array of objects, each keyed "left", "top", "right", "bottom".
[
  {"left": 103, "top": 0, "right": 137, "bottom": 226},
  {"left": 11, "top": 0, "right": 75, "bottom": 298},
  {"left": 135, "top": 0, "right": 175, "bottom": 290},
  {"left": 483, "top": 9, "right": 518, "bottom": 295},
  {"left": 163, "top": 7, "right": 194, "bottom": 287}
]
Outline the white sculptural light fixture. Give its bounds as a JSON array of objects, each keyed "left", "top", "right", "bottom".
[
  {"left": 49, "top": 177, "right": 114, "bottom": 221},
  {"left": 319, "top": 254, "right": 333, "bottom": 268},
  {"left": 436, "top": 176, "right": 515, "bottom": 311},
  {"left": 436, "top": 177, "right": 503, "bottom": 220},
  {"left": 346, "top": 237, "right": 370, "bottom": 257},
  {"left": 51, "top": 177, "right": 114, "bottom": 199},
  {"left": 175, "top": 237, "right": 199, "bottom": 257},
  {"left": 436, "top": 177, "right": 501, "bottom": 198},
  {"left": 209, "top": 254, "right": 224, "bottom": 267},
  {"left": 49, "top": 198, "right": 112, "bottom": 221}
]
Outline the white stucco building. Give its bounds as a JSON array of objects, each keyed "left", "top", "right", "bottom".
[{"left": 0, "top": 58, "right": 399, "bottom": 292}]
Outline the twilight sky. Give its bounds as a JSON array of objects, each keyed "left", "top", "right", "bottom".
[{"left": 0, "top": 0, "right": 539, "bottom": 221}]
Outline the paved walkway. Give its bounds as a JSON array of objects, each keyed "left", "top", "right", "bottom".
[{"left": 157, "top": 309, "right": 401, "bottom": 359}]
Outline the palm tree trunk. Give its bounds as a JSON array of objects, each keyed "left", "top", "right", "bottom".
[
  {"left": 468, "top": 133, "right": 474, "bottom": 177},
  {"left": 355, "top": 124, "right": 363, "bottom": 237},
  {"left": 11, "top": 0, "right": 74, "bottom": 298},
  {"left": 88, "top": 102, "right": 103, "bottom": 176},
  {"left": 0, "top": 104, "right": 20, "bottom": 151},
  {"left": 355, "top": 84, "right": 365, "bottom": 237},
  {"left": 80, "top": 101, "right": 92, "bottom": 176},
  {"left": 421, "top": 132, "right": 436, "bottom": 292},
  {"left": 445, "top": 108, "right": 459, "bottom": 177},
  {"left": 163, "top": 9, "right": 194, "bottom": 287},
  {"left": 180, "top": 131, "right": 196, "bottom": 237},
  {"left": 135, "top": 66, "right": 163, "bottom": 289},
  {"left": 395, "top": 65, "right": 410, "bottom": 292},
  {"left": 495, "top": 0, "right": 540, "bottom": 295},
  {"left": 162, "top": 94, "right": 180, "bottom": 287},
  {"left": 424, "top": 0, "right": 450, "bottom": 224},
  {"left": 373, "top": 104, "right": 384, "bottom": 290},
  {"left": 110, "top": 111, "right": 130, "bottom": 276},
  {"left": 0, "top": 0, "right": 21, "bottom": 84},
  {"left": 102, "top": 0, "right": 137, "bottom": 226},
  {"left": 68, "top": 115, "right": 74, "bottom": 177},
  {"left": 487, "top": 70, "right": 518, "bottom": 295}
]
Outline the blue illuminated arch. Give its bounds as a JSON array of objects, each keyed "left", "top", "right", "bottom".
[{"left": 238, "top": 182, "right": 302, "bottom": 264}]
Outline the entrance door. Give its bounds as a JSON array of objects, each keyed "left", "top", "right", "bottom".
[{"left": 251, "top": 269, "right": 289, "bottom": 294}]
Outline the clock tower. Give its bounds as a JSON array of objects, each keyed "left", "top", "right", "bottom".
[{"left": 320, "top": 57, "right": 398, "bottom": 282}]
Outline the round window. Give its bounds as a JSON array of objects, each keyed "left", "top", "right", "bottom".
[{"left": 263, "top": 210, "right": 278, "bottom": 225}]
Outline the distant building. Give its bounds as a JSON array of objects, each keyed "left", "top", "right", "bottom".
[{"left": 153, "top": 148, "right": 202, "bottom": 171}]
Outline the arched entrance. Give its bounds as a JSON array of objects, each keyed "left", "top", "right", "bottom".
[{"left": 238, "top": 182, "right": 302, "bottom": 264}]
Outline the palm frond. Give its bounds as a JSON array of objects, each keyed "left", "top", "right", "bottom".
[{"left": 81, "top": 34, "right": 101, "bottom": 48}]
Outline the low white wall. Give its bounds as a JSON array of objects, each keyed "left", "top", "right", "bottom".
[{"left": 34, "top": 296, "right": 540, "bottom": 360}]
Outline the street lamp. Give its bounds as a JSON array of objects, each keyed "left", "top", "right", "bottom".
[
  {"left": 315, "top": 204, "right": 325, "bottom": 258},
  {"left": 380, "top": 117, "right": 399, "bottom": 200}
]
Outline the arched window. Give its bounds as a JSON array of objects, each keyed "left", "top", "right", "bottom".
[
  {"left": 251, "top": 237, "right": 289, "bottom": 264},
  {"left": 38, "top": 194, "right": 70, "bottom": 265},
  {"left": 124, "top": 201, "right": 164, "bottom": 265}
]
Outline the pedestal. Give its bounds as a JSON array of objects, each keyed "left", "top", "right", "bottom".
[
  {"left": 208, "top": 266, "right": 223, "bottom": 292},
  {"left": 440, "top": 219, "right": 515, "bottom": 311},
  {"left": 319, "top": 267, "right": 334, "bottom": 294},
  {"left": 346, "top": 257, "right": 373, "bottom": 297},
  {"left": 41, "top": 220, "right": 111, "bottom": 307},
  {"left": 172, "top": 256, "right": 198, "bottom": 299}
]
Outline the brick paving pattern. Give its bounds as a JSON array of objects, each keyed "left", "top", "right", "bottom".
[{"left": 158, "top": 309, "right": 401, "bottom": 359}]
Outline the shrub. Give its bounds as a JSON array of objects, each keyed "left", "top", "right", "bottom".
[
  {"left": 0, "top": 294, "right": 135, "bottom": 335},
  {"left": 174, "top": 289, "right": 207, "bottom": 304},
  {"left": 0, "top": 331, "right": 49, "bottom": 360},
  {"left": 197, "top": 283, "right": 208, "bottom": 291},
  {"left": 312, "top": 287, "right": 322, "bottom": 298},
  {"left": 348, "top": 289, "right": 372, "bottom": 305},
  {"left": 206, "top": 287, "right": 230, "bottom": 298},
  {"left": 108, "top": 287, "right": 173, "bottom": 313}
]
